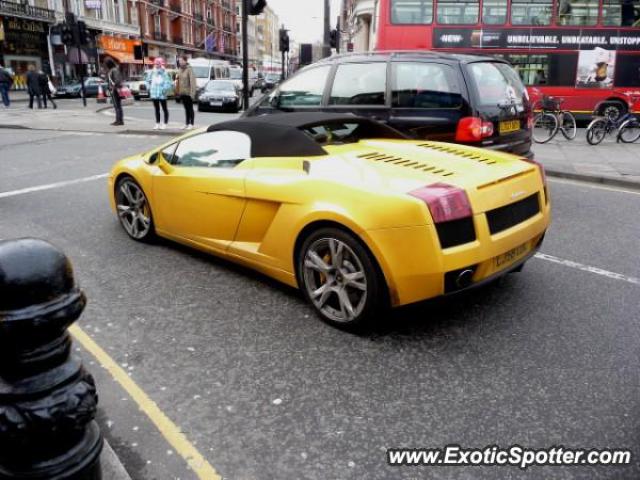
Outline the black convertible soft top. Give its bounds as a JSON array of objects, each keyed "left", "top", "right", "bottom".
[{"left": 207, "top": 113, "right": 406, "bottom": 158}]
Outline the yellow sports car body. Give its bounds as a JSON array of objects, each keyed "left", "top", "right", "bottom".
[{"left": 109, "top": 113, "right": 551, "bottom": 329}]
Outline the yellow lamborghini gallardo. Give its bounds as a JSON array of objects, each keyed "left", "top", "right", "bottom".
[{"left": 109, "top": 113, "right": 550, "bottom": 329}]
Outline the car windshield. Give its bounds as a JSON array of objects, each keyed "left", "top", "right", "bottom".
[
  {"left": 230, "top": 70, "right": 242, "bottom": 80},
  {"left": 192, "top": 66, "right": 210, "bottom": 78},
  {"left": 207, "top": 81, "right": 235, "bottom": 92},
  {"left": 468, "top": 62, "right": 527, "bottom": 108}
]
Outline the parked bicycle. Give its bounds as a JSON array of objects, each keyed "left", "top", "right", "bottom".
[
  {"left": 532, "top": 96, "right": 577, "bottom": 144},
  {"left": 586, "top": 97, "right": 640, "bottom": 145}
]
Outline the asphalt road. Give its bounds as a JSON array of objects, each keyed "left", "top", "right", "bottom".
[{"left": 1, "top": 129, "right": 640, "bottom": 480}]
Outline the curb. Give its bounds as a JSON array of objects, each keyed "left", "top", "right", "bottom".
[
  {"left": 102, "top": 440, "right": 133, "bottom": 480},
  {"left": 545, "top": 168, "right": 640, "bottom": 191},
  {"left": 0, "top": 124, "right": 182, "bottom": 137}
]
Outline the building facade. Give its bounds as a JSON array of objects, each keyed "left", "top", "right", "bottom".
[
  {"left": 135, "top": 0, "right": 238, "bottom": 71},
  {"left": 339, "top": 0, "right": 378, "bottom": 53},
  {"left": 0, "top": 0, "right": 56, "bottom": 88},
  {"left": 255, "top": 4, "right": 279, "bottom": 73}
]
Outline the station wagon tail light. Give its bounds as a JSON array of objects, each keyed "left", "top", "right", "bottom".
[
  {"left": 409, "top": 183, "right": 473, "bottom": 223},
  {"left": 455, "top": 117, "right": 494, "bottom": 142}
]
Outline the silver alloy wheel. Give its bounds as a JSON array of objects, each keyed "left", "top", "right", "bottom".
[
  {"left": 302, "top": 237, "right": 368, "bottom": 323},
  {"left": 116, "top": 180, "right": 152, "bottom": 240}
]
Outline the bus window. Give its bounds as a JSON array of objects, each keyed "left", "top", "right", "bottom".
[
  {"left": 557, "top": 0, "right": 598, "bottom": 25},
  {"left": 391, "top": 0, "right": 433, "bottom": 24},
  {"left": 482, "top": 0, "right": 507, "bottom": 24},
  {"left": 437, "top": 0, "right": 479, "bottom": 24},
  {"left": 511, "top": 0, "right": 552, "bottom": 25},
  {"left": 602, "top": 0, "right": 640, "bottom": 26},
  {"left": 506, "top": 54, "right": 550, "bottom": 86}
]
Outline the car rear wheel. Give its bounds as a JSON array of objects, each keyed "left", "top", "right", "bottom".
[
  {"left": 298, "top": 228, "right": 387, "bottom": 330},
  {"left": 115, "top": 177, "right": 155, "bottom": 242}
]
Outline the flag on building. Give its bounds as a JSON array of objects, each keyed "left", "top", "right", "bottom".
[{"left": 205, "top": 32, "right": 216, "bottom": 53}]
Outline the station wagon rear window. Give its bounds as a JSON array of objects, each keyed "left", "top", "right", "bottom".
[
  {"left": 392, "top": 62, "right": 463, "bottom": 109},
  {"left": 467, "top": 62, "right": 527, "bottom": 108}
]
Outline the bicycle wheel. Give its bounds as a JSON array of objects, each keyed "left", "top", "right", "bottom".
[
  {"left": 586, "top": 118, "right": 608, "bottom": 145},
  {"left": 559, "top": 111, "right": 577, "bottom": 140},
  {"left": 532, "top": 113, "right": 558, "bottom": 144},
  {"left": 618, "top": 118, "right": 640, "bottom": 143}
]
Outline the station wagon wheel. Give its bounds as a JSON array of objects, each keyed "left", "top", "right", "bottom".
[
  {"left": 115, "top": 178, "right": 155, "bottom": 242},
  {"left": 298, "top": 228, "right": 387, "bottom": 330}
]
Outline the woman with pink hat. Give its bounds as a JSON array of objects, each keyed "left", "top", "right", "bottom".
[{"left": 144, "top": 57, "right": 173, "bottom": 130}]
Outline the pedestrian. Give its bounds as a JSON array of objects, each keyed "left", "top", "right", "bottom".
[
  {"left": 105, "top": 59, "right": 124, "bottom": 126},
  {"left": 26, "top": 64, "right": 42, "bottom": 109},
  {"left": 176, "top": 56, "right": 197, "bottom": 130},
  {"left": 38, "top": 70, "right": 57, "bottom": 109},
  {"left": 145, "top": 58, "right": 172, "bottom": 130},
  {"left": 0, "top": 64, "right": 13, "bottom": 108}
]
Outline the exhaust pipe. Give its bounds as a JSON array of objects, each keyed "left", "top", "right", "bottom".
[{"left": 455, "top": 269, "right": 475, "bottom": 289}]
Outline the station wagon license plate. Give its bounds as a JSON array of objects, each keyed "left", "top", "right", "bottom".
[
  {"left": 499, "top": 119, "right": 520, "bottom": 135},
  {"left": 210, "top": 101, "right": 223, "bottom": 107},
  {"left": 494, "top": 242, "right": 529, "bottom": 269}
]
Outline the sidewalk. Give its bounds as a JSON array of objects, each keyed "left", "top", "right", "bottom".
[
  {"left": 1, "top": 106, "right": 639, "bottom": 189},
  {"left": 533, "top": 134, "right": 640, "bottom": 189}
]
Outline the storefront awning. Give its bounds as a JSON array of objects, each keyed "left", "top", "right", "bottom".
[{"left": 102, "top": 52, "right": 142, "bottom": 65}]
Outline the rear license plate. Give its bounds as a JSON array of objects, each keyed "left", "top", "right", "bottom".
[
  {"left": 210, "top": 101, "right": 222, "bottom": 106},
  {"left": 494, "top": 242, "right": 529, "bottom": 269},
  {"left": 499, "top": 119, "right": 520, "bottom": 135}
]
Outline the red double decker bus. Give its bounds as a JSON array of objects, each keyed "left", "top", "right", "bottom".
[{"left": 376, "top": 0, "right": 640, "bottom": 118}]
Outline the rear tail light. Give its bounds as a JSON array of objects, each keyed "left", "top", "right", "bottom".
[
  {"left": 409, "top": 183, "right": 473, "bottom": 223},
  {"left": 455, "top": 117, "right": 494, "bottom": 142},
  {"left": 527, "top": 113, "right": 534, "bottom": 130}
]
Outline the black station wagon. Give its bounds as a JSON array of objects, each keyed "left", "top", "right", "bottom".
[{"left": 244, "top": 51, "right": 533, "bottom": 158}]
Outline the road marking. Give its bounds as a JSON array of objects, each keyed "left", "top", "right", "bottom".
[
  {"left": 548, "top": 178, "right": 640, "bottom": 196},
  {"left": 0, "top": 174, "right": 108, "bottom": 199},
  {"left": 69, "top": 325, "right": 222, "bottom": 480},
  {"left": 535, "top": 253, "right": 640, "bottom": 286}
]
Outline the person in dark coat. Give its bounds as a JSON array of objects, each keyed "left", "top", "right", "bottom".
[
  {"left": 105, "top": 59, "right": 124, "bottom": 126},
  {"left": 38, "top": 70, "right": 57, "bottom": 109},
  {"left": 26, "top": 64, "right": 42, "bottom": 109},
  {"left": 0, "top": 64, "right": 13, "bottom": 108}
]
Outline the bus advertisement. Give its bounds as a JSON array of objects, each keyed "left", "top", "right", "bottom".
[{"left": 377, "top": 0, "right": 640, "bottom": 118}]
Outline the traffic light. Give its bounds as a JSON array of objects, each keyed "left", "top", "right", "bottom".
[
  {"left": 329, "top": 29, "right": 339, "bottom": 50},
  {"left": 279, "top": 28, "right": 289, "bottom": 53},
  {"left": 61, "top": 24, "right": 74, "bottom": 46},
  {"left": 248, "top": 0, "right": 266, "bottom": 15},
  {"left": 77, "top": 21, "right": 90, "bottom": 46}
]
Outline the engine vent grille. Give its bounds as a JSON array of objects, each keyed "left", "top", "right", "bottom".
[
  {"left": 356, "top": 152, "right": 455, "bottom": 177},
  {"left": 417, "top": 143, "right": 498, "bottom": 165},
  {"left": 487, "top": 193, "right": 540, "bottom": 234}
]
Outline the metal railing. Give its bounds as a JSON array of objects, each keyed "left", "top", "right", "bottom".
[
  {"left": 152, "top": 31, "right": 167, "bottom": 41},
  {"left": 0, "top": 0, "right": 55, "bottom": 21}
]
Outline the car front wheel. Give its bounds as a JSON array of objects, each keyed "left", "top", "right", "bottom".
[
  {"left": 115, "top": 177, "right": 155, "bottom": 242},
  {"left": 298, "top": 228, "right": 387, "bottom": 330}
]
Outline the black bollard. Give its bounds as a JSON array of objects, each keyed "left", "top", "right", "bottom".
[{"left": 0, "top": 238, "right": 103, "bottom": 480}]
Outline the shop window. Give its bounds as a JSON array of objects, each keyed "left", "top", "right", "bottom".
[
  {"left": 511, "top": 0, "right": 552, "bottom": 25},
  {"left": 602, "top": 0, "right": 640, "bottom": 26},
  {"left": 391, "top": 0, "right": 433, "bottom": 24},
  {"left": 437, "top": 0, "right": 479, "bottom": 24},
  {"left": 482, "top": 0, "right": 507, "bottom": 24}
]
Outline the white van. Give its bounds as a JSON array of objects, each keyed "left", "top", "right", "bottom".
[{"left": 189, "top": 58, "right": 231, "bottom": 91}]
